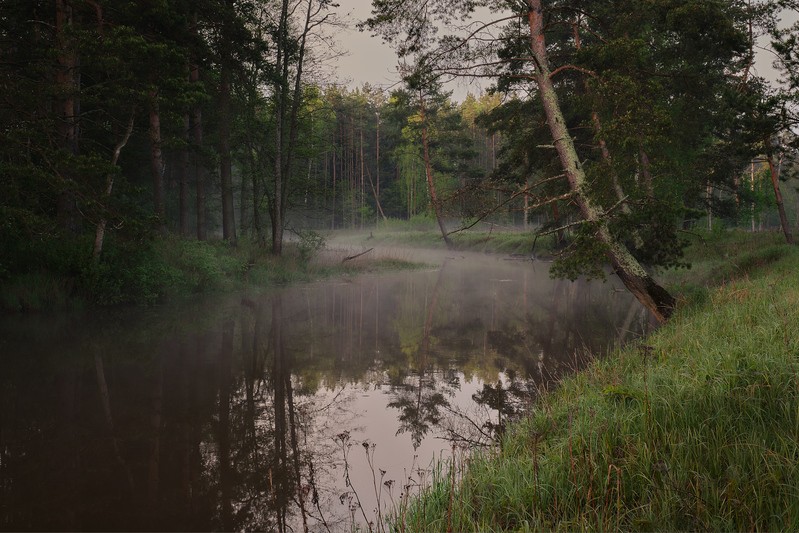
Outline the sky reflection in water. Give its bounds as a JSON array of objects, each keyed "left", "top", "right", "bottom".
[{"left": 0, "top": 254, "right": 648, "bottom": 531}]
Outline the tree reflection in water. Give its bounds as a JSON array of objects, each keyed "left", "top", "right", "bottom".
[
  {"left": 388, "top": 262, "right": 455, "bottom": 449},
  {"left": 0, "top": 255, "right": 646, "bottom": 530}
]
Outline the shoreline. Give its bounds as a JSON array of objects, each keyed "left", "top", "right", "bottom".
[{"left": 395, "top": 230, "right": 799, "bottom": 531}]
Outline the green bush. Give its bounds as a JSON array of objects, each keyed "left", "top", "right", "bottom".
[
  {"left": 83, "top": 239, "right": 180, "bottom": 305},
  {"left": 296, "top": 229, "right": 326, "bottom": 263}
]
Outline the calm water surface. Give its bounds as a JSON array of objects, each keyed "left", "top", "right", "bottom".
[{"left": 0, "top": 250, "right": 648, "bottom": 531}]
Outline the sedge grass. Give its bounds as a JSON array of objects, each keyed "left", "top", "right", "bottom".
[{"left": 395, "top": 237, "right": 799, "bottom": 531}]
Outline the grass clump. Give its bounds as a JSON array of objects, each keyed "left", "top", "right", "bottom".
[{"left": 397, "top": 238, "right": 799, "bottom": 532}]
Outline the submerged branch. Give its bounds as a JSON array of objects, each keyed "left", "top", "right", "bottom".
[{"left": 342, "top": 248, "right": 374, "bottom": 263}]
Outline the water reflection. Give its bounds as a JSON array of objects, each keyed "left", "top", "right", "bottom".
[{"left": 0, "top": 255, "right": 647, "bottom": 531}]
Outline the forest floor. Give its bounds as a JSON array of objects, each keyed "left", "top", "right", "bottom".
[{"left": 390, "top": 229, "right": 799, "bottom": 532}]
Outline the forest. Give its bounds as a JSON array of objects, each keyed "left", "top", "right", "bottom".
[
  {"left": 5, "top": 2, "right": 799, "bottom": 531},
  {"left": 1, "top": 0, "right": 799, "bottom": 315}
]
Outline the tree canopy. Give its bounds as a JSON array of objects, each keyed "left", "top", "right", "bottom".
[{"left": 1, "top": 0, "right": 797, "bottom": 314}]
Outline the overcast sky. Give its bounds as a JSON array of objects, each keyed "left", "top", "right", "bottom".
[
  {"left": 330, "top": 2, "right": 796, "bottom": 101},
  {"left": 331, "top": 1, "right": 400, "bottom": 91},
  {"left": 330, "top": 1, "right": 489, "bottom": 100}
]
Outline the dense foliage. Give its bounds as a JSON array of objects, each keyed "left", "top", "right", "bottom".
[
  {"left": 1, "top": 0, "right": 798, "bottom": 310},
  {"left": 0, "top": 1, "right": 497, "bottom": 306}
]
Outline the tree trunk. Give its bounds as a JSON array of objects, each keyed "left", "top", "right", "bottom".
[
  {"left": 765, "top": 143, "right": 794, "bottom": 244},
  {"left": 572, "top": 21, "right": 629, "bottom": 212},
  {"left": 193, "top": 103, "right": 207, "bottom": 241},
  {"left": 419, "top": 92, "right": 453, "bottom": 249},
  {"left": 240, "top": 169, "right": 249, "bottom": 237},
  {"left": 179, "top": 113, "right": 190, "bottom": 236},
  {"left": 376, "top": 112, "right": 381, "bottom": 198},
  {"left": 190, "top": 15, "right": 206, "bottom": 241},
  {"left": 55, "top": 0, "right": 80, "bottom": 232},
  {"left": 591, "top": 111, "right": 629, "bottom": 208},
  {"left": 639, "top": 143, "right": 655, "bottom": 198},
  {"left": 148, "top": 91, "right": 166, "bottom": 232},
  {"left": 219, "top": 5, "right": 236, "bottom": 244},
  {"left": 251, "top": 149, "right": 264, "bottom": 246},
  {"left": 527, "top": 0, "right": 674, "bottom": 322},
  {"left": 550, "top": 201, "right": 565, "bottom": 246},
  {"left": 271, "top": 0, "right": 290, "bottom": 255},
  {"left": 271, "top": 0, "right": 314, "bottom": 254},
  {"left": 93, "top": 111, "right": 135, "bottom": 262}
]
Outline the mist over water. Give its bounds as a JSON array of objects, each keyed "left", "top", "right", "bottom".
[{"left": 0, "top": 251, "right": 647, "bottom": 531}]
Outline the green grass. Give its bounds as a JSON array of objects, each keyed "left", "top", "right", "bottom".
[
  {"left": 396, "top": 231, "right": 799, "bottom": 532},
  {"left": 328, "top": 225, "right": 554, "bottom": 256}
]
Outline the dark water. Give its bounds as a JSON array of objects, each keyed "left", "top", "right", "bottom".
[{"left": 0, "top": 252, "right": 647, "bottom": 531}]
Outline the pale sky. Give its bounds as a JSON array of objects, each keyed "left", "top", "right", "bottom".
[
  {"left": 331, "top": 1, "right": 402, "bottom": 92},
  {"left": 330, "top": 2, "right": 796, "bottom": 100},
  {"left": 331, "top": 0, "right": 488, "bottom": 100}
]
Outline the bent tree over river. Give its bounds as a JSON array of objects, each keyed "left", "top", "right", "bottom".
[{"left": 0, "top": 248, "right": 649, "bottom": 531}]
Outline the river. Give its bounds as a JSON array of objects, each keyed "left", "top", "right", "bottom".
[{"left": 0, "top": 247, "right": 648, "bottom": 531}]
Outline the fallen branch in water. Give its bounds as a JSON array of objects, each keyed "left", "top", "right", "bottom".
[{"left": 342, "top": 248, "right": 373, "bottom": 263}]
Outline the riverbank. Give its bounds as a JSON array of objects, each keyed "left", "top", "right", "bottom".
[
  {"left": 0, "top": 223, "right": 551, "bottom": 312},
  {"left": 0, "top": 234, "right": 420, "bottom": 312},
  {"left": 397, "top": 230, "right": 799, "bottom": 531},
  {"left": 325, "top": 223, "right": 547, "bottom": 256}
]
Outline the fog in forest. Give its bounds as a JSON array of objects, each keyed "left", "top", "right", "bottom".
[
  {"left": 1, "top": 247, "right": 648, "bottom": 530},
  {"left": 2, "top": 0, "right": 799, "bottom": 530}
]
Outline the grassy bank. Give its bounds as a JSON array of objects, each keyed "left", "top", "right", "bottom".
[
  {"left": 398, "top": 230, "right": 799, "bottom": 531},
  {"left": 0, "top": 234, "right": 420, "bottom": 312},
  {"left": 328, "top": 225, "right": 552, "bottom": 256}
]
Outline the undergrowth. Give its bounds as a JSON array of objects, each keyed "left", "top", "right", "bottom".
[{"left": 0, "top": 233, "right": 419, "bottom": 311}]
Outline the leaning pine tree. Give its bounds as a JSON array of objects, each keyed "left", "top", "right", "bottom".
[
  {"left": 523, "top": 0, "right": 674, "bottom": 321},
  {"left": 365, "top": 0, "right": 678, "bottom": 322}
]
